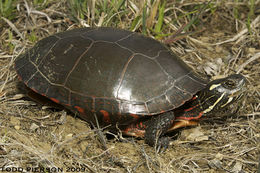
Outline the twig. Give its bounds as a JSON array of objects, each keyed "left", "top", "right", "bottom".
[
  {"left": 245, "top": 112, "right": 260, "bottom": 116},
  {"left": 237, "top": 52, "right": 260, "bottom": 73},
  {"left": 214, "top": 15, "right": 260, "bottom": 45},
  {"left": 1, "top": 17, "right": 23, "bottom": 40},
  {"left": 23, "top": 0, "right": 51, "bottom": 22}
]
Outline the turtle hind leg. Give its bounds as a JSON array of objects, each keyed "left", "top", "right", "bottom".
[{"left": 144, "top": 111, "right": 175, "bottom": 151}]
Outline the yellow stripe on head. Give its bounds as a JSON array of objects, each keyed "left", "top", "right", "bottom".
[
  {"left": 220, "top": 97, "right": 233, "bottom": 108},
  {"left": 203, "top": 92, "right": 226, "bottom": 114},
  {"left": 209, "top": 83, "right": 221, "bottom": 91}
]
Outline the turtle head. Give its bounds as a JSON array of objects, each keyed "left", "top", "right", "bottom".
[{"left": 198, "top": 74, "right": 245, "bottom": 114}]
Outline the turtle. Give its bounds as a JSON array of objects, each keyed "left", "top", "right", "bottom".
[{"left": 14, "top": 27, "right": 245, "bottom": 149}]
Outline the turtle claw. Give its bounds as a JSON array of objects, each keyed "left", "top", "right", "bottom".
[{"left": 156, "top": 137, "right": 169, "bottom": 153}]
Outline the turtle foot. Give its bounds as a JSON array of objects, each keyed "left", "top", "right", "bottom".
[
  {"left": 144, "top": 111, "right": 175, "bottom": 152},
  {"left": 156, "top": 137, "right": 169, "bottom": 153}
]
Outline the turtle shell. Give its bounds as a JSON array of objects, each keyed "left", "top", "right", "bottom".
[{"left": 15, "top": 27, "right": 207, "bottom": 126}]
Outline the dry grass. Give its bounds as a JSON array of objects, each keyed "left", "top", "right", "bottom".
[{"left": 0, "top": 0, "right": 259, "bottom": 172}]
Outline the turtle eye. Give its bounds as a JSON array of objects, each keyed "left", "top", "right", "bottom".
[{"left": 223, "top": 79, "right": 237, "bottom": 88}]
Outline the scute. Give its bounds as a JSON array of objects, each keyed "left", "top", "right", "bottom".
[
  {"left": 38, "top": 35, "right": 93, "bottom": 84},
  {"left": 117, "top": 54, "right": 170, "bottom": 102},
  {"left": 65, "top": 41, "right": 132, "bottom": 97},
  {"left": 46, "top": 85, "right": 70, "bottom": 105},
  {"left": 31, "top": 36, "right": 59, "bottom": 65},
  {"left": 155, "top": 51, "right": 191, "bottom": 80},
  {"left": 120, "top": 101, "right": 148, "bottom": 115},
  {"left": 146, "top": 94, "right": 173, "bottom": 113},
  {"left": 117, "top": 32, "right": 167, "bottom": 57}
]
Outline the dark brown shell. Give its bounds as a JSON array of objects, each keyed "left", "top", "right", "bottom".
[{"left": 15, "top": 27, "right": 207, "bottom": 125}]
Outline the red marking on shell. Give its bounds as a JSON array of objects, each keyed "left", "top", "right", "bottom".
[
  {"left": 50, "top": 97, "right": 60, "bottom": 103},
  {"left": 117, "top": 113, "right": 122, "bottom": 119},
  {"left": 31, "top": 88, "right": 38, "bottom": 93},
  {"left": 100, "top": 110, "right": 110, "bottom": 123},
  {"left": 191, "top": 96, "right": 197, "bottom": 100},
  {"left": 130, "top": 114, "right": 139, "bottom": 119},
  {"left": 17, "top": 74, "right": 22, "bottom": 81},
  {"left": 160, "top": 110, "right": 165, "bottom": 113},
  {"left": 74, "top": 106, "right": 84, "bottom": 114},
  {"left": 63, "top": 103, "right": 70, "bottom": 107}
]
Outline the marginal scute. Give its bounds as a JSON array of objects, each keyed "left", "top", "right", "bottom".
[
  {"left": 70, "top": 92, "right": 93, "bottom": 115},
  {"left": 26, "top": 71, "right": 51, "bottom": 95},
  {"left": 165, "top": 86, "right": 192, "bottom": 108},
  {"left": 120, "top": 101, "right": 148, "bottom": 115},
  {"left": 175, "top": 74, "right": 206, "bottom": 94},
  {"left": 146, "top": 95, "right": 174, "bottom": 113},
  {"left": 46, "top": 85, "right": 70, "bottom": 105},
  {"left": 188, "top": 72, "right": 208, "bottom": 86},
  {"left": 14, "top": 54, "right": 29, "bottom": 71},
  {"left": 99, "top": 110, "right": 110, "bottom": 123},
  {"left": 93, "top": 98, "right": 122, "bottom": 126},
  {"left": 95, "top": 98, "right": 120, "bottom": 116},
  {"left": 15, "top": 59, "right": 37, "bottom": 83}
]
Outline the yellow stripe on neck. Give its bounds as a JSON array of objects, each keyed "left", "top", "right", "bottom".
[{"left": 220, "top": 97, "right": 233, "bottom": 108}]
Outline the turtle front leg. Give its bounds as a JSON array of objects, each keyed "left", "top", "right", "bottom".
[{"left": 144, "top": 111, "right": 175, "bottom": 151}]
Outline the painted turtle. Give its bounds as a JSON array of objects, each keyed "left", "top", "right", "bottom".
[{"left": 15, "top": 27, "right": 245, "bottom": 149}]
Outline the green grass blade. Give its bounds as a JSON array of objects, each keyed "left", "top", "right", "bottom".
[
  {"left": 154, "top": 0, "right": 166, "bottom": 33},
  {"left": 247, "top": 0, "right": 255, "bottom": 34},
  {"left": 142, "top": 1, "right": 147, "bottom": 35}
]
